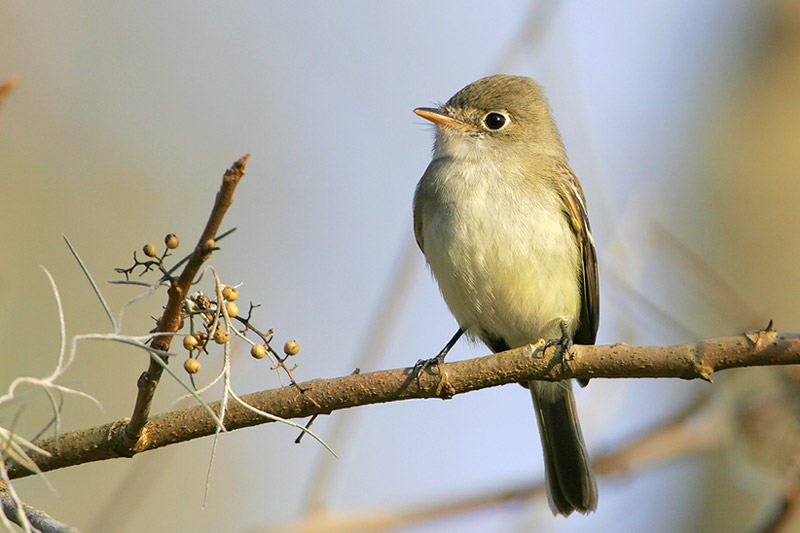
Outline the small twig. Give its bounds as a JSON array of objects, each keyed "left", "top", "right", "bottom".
[
  {"left": 233, "top": 307, "right": 311, "bottom": 391},
  {"left": 295, "top": 415, "right": 319, "bottom": 444},
  {"left": 121, "top": 155, "right": 249, "bottom": 448},
  {"left": 158, "top": 227, "right": 237, "bottom": 284},
  {"left": 108, "top": 228, "right": 237, "bottom": 285},
  {"left": 295, "top": 370, "right": 359, "bottom": 444},
  {"left": 113, "top": 251, "right": 165, "bottom": 281},
  {"left": 233, "top": 312, "right": 275, "bottom": 361}
]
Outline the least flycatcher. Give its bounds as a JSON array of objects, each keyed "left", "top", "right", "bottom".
[{"left": 413, "top": 74, "right": 599, "bottom": 515}]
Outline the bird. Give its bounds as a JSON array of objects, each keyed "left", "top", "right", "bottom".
[{"left": 412, "top": 74, "right": 599, "bottom": 515}]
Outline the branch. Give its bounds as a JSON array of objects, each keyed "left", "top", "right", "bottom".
[
  {"left": 7, "top": 329, "right": 800, "bottom": 479},
  {"left": 1, "top": 482, "right": 80, "bottom": 533},
  {"left": 121, "top": 155, "right": 249, "bottom": 447},
  {"left": 266, "top": 390, "right": 722, "bottom": 532}
]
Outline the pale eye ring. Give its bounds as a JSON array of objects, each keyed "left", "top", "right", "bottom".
[{"left": 483, "top": 112, "right": 509, "bottom": 130}]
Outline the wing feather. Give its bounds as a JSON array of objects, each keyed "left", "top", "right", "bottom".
[{"left": 556, "top": 163, "right": 599, "bottom": 345}]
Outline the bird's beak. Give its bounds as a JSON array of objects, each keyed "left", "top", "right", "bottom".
[{"left": 414, "top": 107, "right": 472, "bottom": 129}]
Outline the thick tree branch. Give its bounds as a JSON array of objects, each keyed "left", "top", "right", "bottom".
[
  {"left": 122, "top": 155, "right": 249, "bottom": 447},
  {"left": 7, "top": 329, "right": 800, "bottom": 479}
]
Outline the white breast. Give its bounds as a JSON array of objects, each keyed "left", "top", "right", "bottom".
[{"left": 420, "top": 156, "right": 581, "bottom": 348}]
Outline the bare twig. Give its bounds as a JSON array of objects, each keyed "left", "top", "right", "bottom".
[
  {"left": 121, "top": 155, "right": 249, "bottom": 447},
  {"left": 7, "top": 329, "right": 800, "bottom": 480}
]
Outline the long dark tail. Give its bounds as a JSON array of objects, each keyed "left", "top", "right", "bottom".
[{"left": 529, "top": 380, "right": 598, "bottom": 516}]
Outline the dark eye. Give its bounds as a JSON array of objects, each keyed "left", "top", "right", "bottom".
[{"left": 483, "top": 112, "right": 508, "bottom": 130}]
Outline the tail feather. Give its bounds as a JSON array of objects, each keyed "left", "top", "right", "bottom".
[{"left": 529, "top": 380, "right": 597, "bottom": 516}]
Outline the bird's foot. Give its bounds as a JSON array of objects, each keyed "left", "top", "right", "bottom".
[
  {"left": 542, "top": 322, "right": 574, "bottom": 371},
  {"left": 412, "top": 351, "right": 447, "bottom": 378},
  {"left": 412, "top": 328, "right": 463, "bottom": 379}
]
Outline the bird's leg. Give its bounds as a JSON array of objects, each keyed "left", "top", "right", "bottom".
[
  {"left": 413, "top": 328, "right": 463, "bottom": 377},
  {"left": 542, "top": 320, "right": 573, "bottom": 371}
]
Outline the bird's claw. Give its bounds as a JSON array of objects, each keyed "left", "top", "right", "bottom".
[
  {"left": 412, "top": 328, "right": 463, "bottom": 379},
  {"left": 542, "top": 323, "right": 574, "bottom": 371},
  {"left": 412, "top": 352, "right": 446, "bottom": 379}
]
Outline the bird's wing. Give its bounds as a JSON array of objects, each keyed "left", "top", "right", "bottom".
[
  {"left": 412, "top": 164, "right": 435, "bottom": 254},
  {"left": 556, "top": 163, "right": 599, "bottom": 345}
]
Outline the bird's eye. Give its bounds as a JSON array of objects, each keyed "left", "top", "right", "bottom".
[{"left": 483, "top": 112, "right": 508, "bottom": 130}]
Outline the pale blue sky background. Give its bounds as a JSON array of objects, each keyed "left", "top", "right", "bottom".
[{"left": 1, "top": 2, "right": 785, "bottom": 532}]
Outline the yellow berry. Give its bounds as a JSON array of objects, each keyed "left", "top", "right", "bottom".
[
  {"left": 193, "top": 331, "right": 208, "bottom": 346},
  {"left": 184, "top": 358, "right": 201, "bottom": 374},
  {"left": 251, "top": 344, "right": 267, "bottom": 359},
  {"left": 213, "top": 326, "right": 230, "bottom": 344},
  {"left": 142, "top": 243, "right": 158, "bottom": 258},
  {"left": 183, "top": 335, "right": 198, "bottom": 350},
  {"left": 225, "top": 302, "right": 239, "bottom": 318},
  {"left": 164, "top": 233, "right": 179, "bottom": 249},
  {"left": 222, "top": 286, "right": 239, "bottom": 301},
  {"left": 283, "top": 340, "right": 300, "bottom": 356}
]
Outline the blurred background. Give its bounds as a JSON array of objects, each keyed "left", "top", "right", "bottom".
[{"left": 2, "top": 1, "right": 800, "bottom": 532}]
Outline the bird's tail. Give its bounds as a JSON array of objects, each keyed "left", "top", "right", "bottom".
[{"left": 529, "top": 379, "right": 598, "bottom": 516}]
